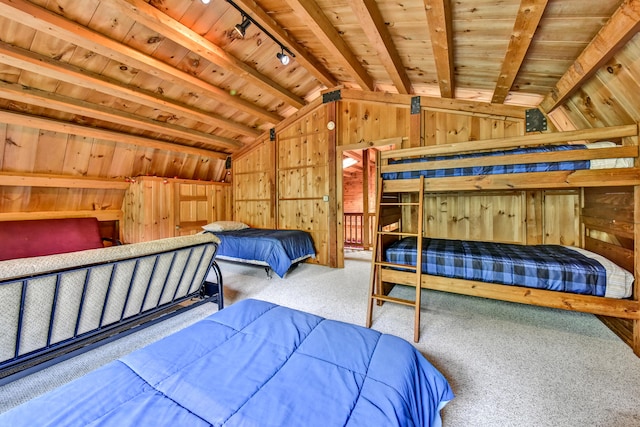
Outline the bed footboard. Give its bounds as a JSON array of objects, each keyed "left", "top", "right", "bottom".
[{"left": 0, "top": 233, "right": 220, "bottom": 384}]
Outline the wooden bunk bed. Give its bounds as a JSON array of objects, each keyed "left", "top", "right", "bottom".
[{"left": 366, "top": 124, "right": 640, "bottom": 357}]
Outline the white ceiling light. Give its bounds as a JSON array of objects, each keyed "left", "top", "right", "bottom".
[{"left": 277, "top": 49, "right": 290, "bottom": 65}]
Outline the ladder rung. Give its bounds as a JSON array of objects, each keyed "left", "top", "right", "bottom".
[
  {"left": 374, "top": 261, "right": 418, "bottom": 270},
  {"left": 371, "top": 294, "right": 417, "bottom": 307}
]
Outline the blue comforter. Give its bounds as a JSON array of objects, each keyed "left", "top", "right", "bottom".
[
  {"left": 215, "top": 228, "right": 316, "bottom": 278},
  {"left": 386, "top": 237, "right": 607, "bottom": 296},
  {"left": 0, "top": 299, "right": 453, "bottom": 426}
]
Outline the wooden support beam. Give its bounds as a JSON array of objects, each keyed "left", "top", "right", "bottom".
[
  {"left": 0, "top": 41, "right": 260, "bottom": 138},
  {"left": 424, "top": 0, "right": 455, "bottom": 98},
  {"left": 351, "top": 0, "right": 413, "bottom": 94},
  {"left": 338, "top": 89, "right": 529, "bottom": 118},
  {"left": 0, "top": 109, "right": 228, "bottom": 160},
  {"left": 540, "top": 0, "right": 640, "bottom": 113},
  {"left": 0, "top": 210, "right": 123, "bottom": 222},
  {"left": 0, "top": 172, "right": 130, "bottom": 190},
  {"left": 492, "top": 0, "right": 549, "bottom": 104},
  {"left": 110, "top": 0, "right": 305, "bottom": 109},
  {"left": 232, "top": 0, "right": 337, "bottom": 89},
  {"left": 0, "top": 80, "right": 242, "bottom": 151},
  {"left": 0, "top": 0, "right": 283, "bottom": 124},
  {"left": 285, "top": 0, "right": 375, "bottom": 91}
]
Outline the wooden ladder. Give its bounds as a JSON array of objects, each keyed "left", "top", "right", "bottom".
[{"left": 366, "top": 175, "right": 425, "bottom": 342}]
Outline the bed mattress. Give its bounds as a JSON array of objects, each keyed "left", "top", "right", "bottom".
[{"left": 385, "top": 237, "right": 633, "bottom": 298}]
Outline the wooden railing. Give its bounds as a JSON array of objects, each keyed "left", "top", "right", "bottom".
[{"left": 344, "top": 212, "right": 375, "bottom": 249}]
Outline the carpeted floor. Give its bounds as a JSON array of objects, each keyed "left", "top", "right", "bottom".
[{"left": 2, "top": 249, "right": 640, "bottom": 426}]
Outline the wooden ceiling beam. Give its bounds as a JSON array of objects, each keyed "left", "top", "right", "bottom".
[
  {"left": 0, "top": 81, "right": 242, "bottom": 151},
  {"left": 424, "top": 0, "right": 455, "bottom": 98},
  {"left": 540, "top": 0, "right": 640, "bottom": 113},
  {"left": 350, "top": 0, "right": 413, "bottom": 94},
  {"left": 0, "top": 41, "right": 260, "bottom": 138},
  {"left": 0, "top": 0, "right": 283, "bottom": 125},
  {"left": 0, "top": 172, "right": 131, "bottom": 190},
  {"left": 492, "top": 0, "right": 549, "bottom": 104},
  {"left": 284, "top": 0, "right": 375, "bottom": 91},
  {"left": 232, "top": 0, "right": 338, "bottom": 89},
  {"left": 109, "top": 0, "right": 305, "bottom": 109},
  {"left": 0, "top": 109, "right": 228, "bottom": 159}
]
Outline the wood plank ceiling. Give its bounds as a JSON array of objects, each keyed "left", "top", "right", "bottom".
[{"left": 0, "top": 0, "right": 637, "bottom": 172}]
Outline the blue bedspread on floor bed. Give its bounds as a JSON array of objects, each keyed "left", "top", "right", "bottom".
[
  {"left": 0, "top": 299, "right": 453, "bottom": 426},
  {"left": 385, "top": 237, "right": 607, "bottom": 296},
  {"left": 214, "top": 228, "right": 316, "bottom": 278}
]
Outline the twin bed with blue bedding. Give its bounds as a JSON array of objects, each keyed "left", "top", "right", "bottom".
[
  {"left": 0, "top": 299, "right": 454, "bottom": 427},
  {"left": 203, "top": 223, "right": 316, "bottom": 278}
]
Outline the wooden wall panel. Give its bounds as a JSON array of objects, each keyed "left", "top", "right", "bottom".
[
  {"left": 0, "top": 119, "right": 228, "bottom": 232},
  {"left": 233, "top": 139, "right": 274, "bottom": 228},
  {"left": 338, "top": 101, "right": 410, "bottom": 145},
  {"left": 423, "top": 190, "right": 580, "bottom": 245},
  {"left": 123, "top": 177, "right": 230, "bottom": 243},
  {"left": 122, "top": 178, "right": 174, "bottom": 243},
  {"left": 424, "top": 192, "right": 525, "bottom": 243},
  {"left": 234, "top": 200, "right": 272, "bottom": 228},
  {"left": 542, "top": 190, "right": 580, "bottom": 246},
  {"left": 277, "top": 106, "right": 330, "bottom": 266},
  {"left": 424, "top": 112, "right": 524, "bottom": 146}
]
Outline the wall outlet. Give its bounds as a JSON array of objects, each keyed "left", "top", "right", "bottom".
[{"left": 322, "top": 195, "right": 329, "bottom": 202}]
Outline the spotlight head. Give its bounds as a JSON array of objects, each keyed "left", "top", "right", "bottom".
[
  {"left": 277, "top": 51, "right": 290, "bottom": 65},
  {"left": 234, "top": 16, "right": 251, "bottom": 38},
  {"left": 201, "top": 0, "right": 210, "bottom": 4}
]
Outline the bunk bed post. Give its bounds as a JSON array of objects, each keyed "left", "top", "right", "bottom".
[{"left": 413, "top": 176, "right": 425, "bottom": 342}]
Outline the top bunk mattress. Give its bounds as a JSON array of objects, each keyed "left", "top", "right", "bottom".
[
  {"left": 384, "top": 237, "right": 633, "bottom": 299},
  {"left": 382, "top": 142, "right": 633, "bottom": 180}
]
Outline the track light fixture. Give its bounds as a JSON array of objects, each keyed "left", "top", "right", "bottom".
[
  {"left": 276, "top": 48, "right": 290, "bottom": 65},
  {"left": 202, "top": 0, "right": 296, "bottom": 65},
  {"left": 234, "top": 15, "right": 251, "bottom": 38}
]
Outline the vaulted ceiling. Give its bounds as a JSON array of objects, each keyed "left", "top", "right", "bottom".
[{"left": 0, "top": 0, "right": 637, "bottom": 162}]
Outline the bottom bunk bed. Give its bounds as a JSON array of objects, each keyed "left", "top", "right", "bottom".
[
  {"left": 203, "top": 221, "right": 316, "bottom": 278},
  {"left": 0, "top": 299, "right": 454, "bottom": 427}
]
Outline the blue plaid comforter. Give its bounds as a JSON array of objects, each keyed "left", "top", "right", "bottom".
[
  {"left": 385, "top": 237, "right": 607, "bottom": 296},
  {"left": 382, "top": 144, "right": 589, "bottom": 180}
]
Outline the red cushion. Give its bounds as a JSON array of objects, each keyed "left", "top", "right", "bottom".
[{"left": 0, "top": 218, "right": 104, "bottom": 261}]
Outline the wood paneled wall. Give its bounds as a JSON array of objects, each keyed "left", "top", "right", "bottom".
[
  {"left": 0, "top": 120, "right": 229, "bottom": 232},
  {"left": 277, "top": 107, "right": 331, "bottom": 266},
  {"left": 123, "top": 176, "right": 231, "bottom": 243},
  {"left": 423, "top": 190, "right": 580, "bottom": 245},
  {"left": 233, "top": 139, "right": 275, "bottom": 228}
]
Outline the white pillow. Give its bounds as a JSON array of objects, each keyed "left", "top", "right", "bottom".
[
  {"left": 585, "top": 141, "right": 634, "bottom": 169},
  {"left": 202, "top": 221, "right": 250, "bottom": 232}
]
